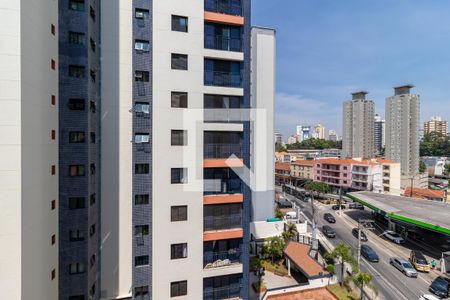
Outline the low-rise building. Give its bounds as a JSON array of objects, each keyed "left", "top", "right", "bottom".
[
  {"left": 290, "top": 160, "right": 315, "bottom": 182},
  {"left": 275, "top": 162, "right": 291, "bottom": 185},
  {"left": 287, "top": 149, "right": 341, "bottom": 160},
  {"left": 422, "top": 156, "right": 449, "bottom": 176},
  {"left": 402, "top": 187, "right": 447, "bottom": 202}
]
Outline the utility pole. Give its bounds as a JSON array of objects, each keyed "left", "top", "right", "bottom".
[
  {"left": 357, "top": 219, "right": 375, "bottom": 268},
  {"left": 410, "top": 176, "right": 414, "bottom": 197},
  {"left": 338, "top": 187, "right": 343, "bottom": 216}
]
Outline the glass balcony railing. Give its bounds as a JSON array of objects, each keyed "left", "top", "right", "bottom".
[
  {"left": 204, "top": 71, "right": 242, "bottom": 88},
  {"left": 204, "top": 143, "right": 242, "bottom": 159},
  {"left": 204, "top": 178, "right": 242, "bottom": 195},
  {"left": 203, "top": 284, "right": 242, "bottom": 300},
  {"left": 204, "top": 109, "right": 243, "bottom": 123},
  {"left": 204, "top": 214, "right": 242, "bottom": 231},
  {"left": 204, "top": 249, "right": 242, "bottom": 268},
  {"left": 205, "top": 35, "right": 242, "bottom": 52},
  {"left": 205, "top": 0, "right": 242, "bottom": 16}
]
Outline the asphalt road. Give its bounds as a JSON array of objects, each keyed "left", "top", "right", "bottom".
[{"left": 278, "top": 188, "right": 434, "bottom": 300}]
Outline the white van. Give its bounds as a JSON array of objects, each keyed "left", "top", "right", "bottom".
[{"left": 285, "top": 211, "right": 297, "bottom": 219}]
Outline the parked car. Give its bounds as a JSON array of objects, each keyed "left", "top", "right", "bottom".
[
  {"left": 360, "top": 244, "right": 379, "bottom": 262},
  {"left": 285, "top": 211, "right": 297, "bottom": 219},
  {"left": 383, "top": 230, "right": 405, "bottom": 244},
  {"left": 390, "top": 257, "right": 418, "bottom": 277},
  {"left": 429, "top": 276, "right": 450, "bottom": 298},
  {"left": 349, "top": 202, "right": 364, "bottom": 210},
  {"left": 322, "top": 225, "right": 336, "bottom": 238},
  {"left": 277, "top": 199, "right": 292, "bottom": 209},
  {"left": 323, "top": 213, "right": 336, "bottom": 223},
  {"left": 410, "top": 250, "right": 430, "bottom": 272},
  {"left": 352, "top": 228, "right": 368, "bottom": 242},
  {"left": 419, "top": 294, "right": 440, "bottom": 300},
  {"left": 332, "top": 204, "right": 346, "bottom": 210}
]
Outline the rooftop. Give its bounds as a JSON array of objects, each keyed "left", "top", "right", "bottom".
[
  {"left": 348, "top": 191, "right": 450, "bottom": 235},
  {"left": 291, "top": 160, "right": 315, "bottom": 166},
  {"left": 283, "top": 241, "right": 328, "bottom": 279},
  {"left": 275, "top": 162, "right": 291, "bottom": 171},
  {"left": 402, "top": 187, "right": 446, "bottom": 200},
  {"left": 266, "top": 287, "right": 338, "bottom": 300}
]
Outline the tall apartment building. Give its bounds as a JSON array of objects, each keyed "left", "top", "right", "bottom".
[
  {"left": 374, "top": 114, "right": 385, "bottom": 155},
  {"left": 385, "top": 85, "right": 420, "bottom": 176},
  {"left": 342, "top": 92, "right": 375, "bottom": 159},
  {"left": 0, "top": 1, "right": 275, "bottom": 299},
  {"left": 424, "top": 116, "right": 448, "bottom": 136},
  {"left": 313, "top": 123, "right": 325, "bottom": 139},
  {"left": 328, "top": 129, "right": 337, "bottom": 141},
  {"left": 274, "top": 132, "right": 283, "bottom": 146},
  {"left": 296, "top": 125, "right": 311, "bottom": 142}
]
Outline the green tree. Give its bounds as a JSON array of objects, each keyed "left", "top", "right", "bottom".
[
  {"left": 352, "top": 271, "right": 378, "bottom": 300},
  {"left": 275, "top": 207, "right": 283, "bottom": 219},
  {"left": 276, "top": 144, "right": 287, "bottom": 152},
  {"left": 325, "top": 243, "right": 357, "bottom": 286},
  {"left": 282, "top": 223, "right": 298, "bottom": 242},
  {"left": 419, "top": 160, "right": 427, "bottom": 173},
  {"left": 305, "top": 181, "right": 331, "bottom": 199},
  {"left": 444, "top": 164, "right": 450, "bottom": 176},
  {"left": 420, "top": 132, "right": 450, "bottom": 156},
  {"left": 286, "top": 138, "right": 342, "bottom": 150},
  {"left": 261, "top": 236, "right": 285, "bottom": 264}
]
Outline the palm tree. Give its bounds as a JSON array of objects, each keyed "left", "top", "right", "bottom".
[
  {"left": 275, "top": 207, "right": 283, "bottom": 219},
  {"left": 282, "top": 223, "right": 298, "bottom": 242},
  {"left": 352, "top": 271, "right": 377, "bottom": 300},
  {"left": 261, "top": 236, "right": 285, "bottom": 264},
  {"left": 325, "top": 243, "right": 356, "bottom": 286}
]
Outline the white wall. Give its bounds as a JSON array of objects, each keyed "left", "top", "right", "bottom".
[
  {"left": 0, "top": 0, "right": 59, "bottom": 299},
  {"left": 100, "top": 0, "right": 133, "bottom": 298}
]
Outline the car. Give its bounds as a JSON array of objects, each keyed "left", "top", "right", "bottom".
[
  {"left": 383, "top": 230, "right": 405, "bottom": 244},
  {"left": 360, "top": 244, "right": 379, "bottom": 262},
  {"left": 277, "top": 199, "right": 292, "bottom": 208},
  {"left": 410, "top": 250, "right": 430, "bottom": 272},
  {"left": 419, "top": 294, "right": 441, "bottom": 300},
  {"left": 351, "top": 228, "right": 368, "bottom": 242},
  {"left": 429, "top": 276, "right": 450, "bottom": 298},
  {"left": 285, "top": 211, "right": 297, "bottom": 219},
  {"left": 323, "top": 213, "right": 336, "bottom": 223},
  {"left": 331, "top": 204, "right": 346, "bottom": 210},
  {"left": 322, "top": 225, "right": 336, "bottom": 238},
  {"left": 349, "top": 202, "right": 364, "bottom": 210},
  {"left": 390, "top": 257, "right": 418, "bottom": 277}
]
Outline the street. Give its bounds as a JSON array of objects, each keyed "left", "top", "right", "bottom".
[{"left": 278, "top": 187, "right": 437, "bottom": 300}]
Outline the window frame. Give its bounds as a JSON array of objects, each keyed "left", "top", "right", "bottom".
[
  {"left": 171, "top": 243, "right": 188, "bottom": 260},
  {"left": 171, "top": 130, "right": 187, "bottom": 146},
  {"left": 171, "top": 205, "right": 188, "bottom": 222},
  {"left": 135, "top": 194, "right": 150, "bottom": 205},
  {"left": 68, "top": 98, "right": 85, "bottom": 110},
  {"left": 171, "top": 168, "right": 188, "bottom": 184},
  {"left": 135, "top": 163, "right": 150, "bottom": 174},
  {"left": 171, "top": 15, "right": 188, "bottom": 32},
  {"left": 171, "top": 92, "right": 188, "bottom": 108},
  {"left": 69, "top": 131, "right": 86, "bottom": 143},
  {"left": 68, "top": 197, "right": 86, "bottom": 209},
  {"left": 171, "top": 53, "right": 188, "bottom": 70},
  {"left": 170, "top": 280, "right": 188, "bottom": 297},
  {"left": 69, "top": 165, "right": 85, "bottom": 177},
  {"left": 135, "top": 255, "right": 150, "bottom": 267}
]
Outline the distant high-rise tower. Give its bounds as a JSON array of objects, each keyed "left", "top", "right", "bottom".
[
  {"left": 374, "top": 114, "right": 385, "bottom": 154},
  {"left": 342, "top": 92, "right": 375, "bottom": 158},
  {"left": 385, "top": 85, "right": 420, "bottom": 176},
  {"left": 296, "top": 125, "right": 312, "bottom": 142},
  {"left": 314, "top": 124, "right": 326, "bottom": 139},
  {"left": 424, "top": 116, "right": 448, "bottom": 136},
  {"left": 328, "top": 129, "right": 337, "bottom": 141}
]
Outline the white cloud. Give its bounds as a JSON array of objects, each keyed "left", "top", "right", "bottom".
[{"left": 275, "top": 92, "right": 341, "bottom": 138}]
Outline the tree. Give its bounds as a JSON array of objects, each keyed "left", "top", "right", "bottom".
[
  {"left": 420, "top": 132, "right": 450, "bottom": 157},
  {"left": 325, "top": 243, "right": 357, "bottom": 286},
  {"left": 286, "top": 138, "right": 342, "bottom": 150},
  {"left": 444, "top": 164, "right": 450, "bottom": 176},
  {"left": 261, "top": 236, "right": 285, "bottom": 264},
  {"left": 276, "top": 144, "right": 287, "bottom": 152},
  {"left": 275, "top": 207, "right": 283, "bottom": 219},
  {"left": 282, "top": 223, "right": 298, "bottom": 242},
  {"left": 352, "top": 271, "right": 378, "bottom": 300},
  {"left": 419, "top": 160, "right": 427, "bottom": 173},
  {"left": 305, "top": 181, "right": 331, "bottom": 199}
]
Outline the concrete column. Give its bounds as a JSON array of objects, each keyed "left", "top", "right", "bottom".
[{"left": 287, "top": 259, "right": 291, "bottom": 276}]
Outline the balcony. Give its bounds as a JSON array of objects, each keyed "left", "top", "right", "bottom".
[
  {"left": 204, "top": 214, "right": 242, "bottom": 232},
  {"left": 204, "top": 71, "right": 242, "bottom": 88},
  {"left": 204, "top": 249, "right": 242, "bottom": 269},
  {"left": 205, "top": 35, "right": 242, "bottom": 52},
  {"left": 204, "top": 108, "right": 244, "bottom": 123},
  {"left": 204, "top": 143, "right": 242, "bottom": 159},
  {"left": 203, "top": 284, "right": 242, "bottom": 300},
  {"left": 205, "top": 0, "right": 242, "bottom": 16},
  {"left": 204, "top": 178, "right": 242, "bottom": 195}
]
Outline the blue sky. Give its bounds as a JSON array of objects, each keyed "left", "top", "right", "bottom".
[{"left": 252, "top": 0, "right": 450, "bottom": 139}]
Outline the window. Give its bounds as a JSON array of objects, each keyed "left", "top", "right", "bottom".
[
  {"left": 90, "top": 224, "right": 96, "bottom": 237},
  {"left": 51, "top": 269, "right": 56, "bottom": 280},
  {"left": 90, "top": 254, "right": 96, "bottom": 268},
  {"left": 69, "top": 296, "right": 84, "bottom": 300},
  {"left": 51, "top": 59, "right": 56, "bottom": 70},
  {"left": 51, "top": 234, "right": 56, "bottom": 245},
  {"left": 90, "top": 283, "right": 96, "bottom": 297},
  {"left": 52, "top": 165, "right": 56, "bottom": 175},
  {"left": 171, "top": 92, "right": 188, "bottom": 108},
  {"left": 135, "top": 71, "right": 149, "bottom": 82},
  {"left": 69, "top": 131, "right": 85, "bottom": 143},
  {"left": 135, "top": 164, "right": 150, "bottom": 174},
  {"left": 90, "top": 163, "right": 96, "bottom": 175},
  {"left": 69, "top": 165, "right": 85, "bottom": 177},
  {"left": 90, "top": 38, "right": 96, "bottom": 52},
  {"left": 69, "top": 262, "right": 85, "bottom": 275},
  {"left": 69, "top": 32, "right": 85, "bottom": 45},
  {"left": 90, "top": 132, "right": 96, "bottom": 143},
  {"left": 135, "top": 133, "right": 150, "bottom": 143},
  {"left": 69, "top": 197, "right": 85, "bottom": 209},
  {"left": 135, "top": 102, "right": 150, "bottom": 114},
  {"left": 68, "top": 98, "right": 85, "bottom": 110},
  {"left": 51, "top": 130, "right": 56, "bottom": 140},
  {"left": 90, "top": 6, "right": 96, "bottom": 21},
  {"left": 51, "top": 199, "right": 56, "bottom": 210},
  {"left": 51, "top": 24, "right": 56, "bottom": 35},
  {"left": 171, "top": 243, "right": 188, "bottom": 259},
  {"left": 135, "top": 286, "right": 149, "bottom": 299},
  {"left": 135, "top": 194, "right": 149, "bottom": 205},
  {"left": 51, "top": 95, "right": 56, "bottom": 105},
  {"left": 171, "top": 54, "right": 188, "bottom": 70},
  {"left": 135, "top": 40, "right": 150, "bottom": 52},
  {"left": 171, "top": 206, "right": 187, "bottom": 222},
  {"left": 135, "top": 225, "right": 149, "bottom": 236},
  {"left": 172, "top": 15, "right": 188, "bottom": 32},
  {"left": 69, "top": 0, "right": 84, "bottom": 11},
  {"left": 90, "top": 193, "right": 96, "bottom": 206},
  {"left": 135, "top": 8, "right": 149, "bottom": 19},
  {"left": 171, "top": 168, "right": 187, "bottom": 184},
  {"left": 171, "top": 130, "right": 187, "bottom": 146},
  {"left": 135, "top": 255, "right": 149, "bottom": 266},
  {"left": 170, "top": 281, "right": 187, "bottom": 297},
  {"left": 69, "top": 65, "right": 85, "bottom": 78},
  {"left": 69, "top": 230, "right": 85, "bottom": 242},
  {"left": 90, "top": 101, "right": 96, "bottom": 113},
  {"left": 90, "top": 69, "right": 96, "bottom": 82}
]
